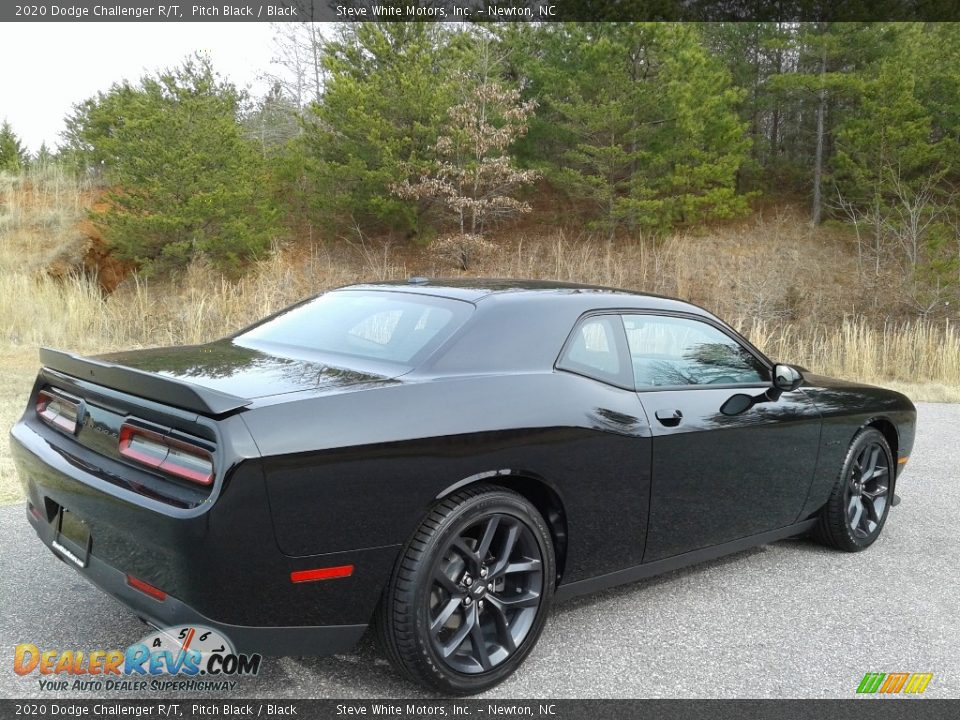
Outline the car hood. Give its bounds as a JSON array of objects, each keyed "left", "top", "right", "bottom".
[
  {"left": 801, "top": 371, "right": 914, "bottom": 414},
  {"left": 801, "top": 371, "right": 877, "bottom": 392},
  {"left": 95, "top": 340, "right": 400, "bottom": 400}
]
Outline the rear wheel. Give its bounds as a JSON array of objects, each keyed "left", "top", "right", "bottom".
[
  {"left": 377, "top": 485, "right": 555, "bottom": 695},
  {"left": 814, "top": 427, "right": 893, "bottom": 552}
]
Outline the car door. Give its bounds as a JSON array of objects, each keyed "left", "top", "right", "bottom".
[{"left": 620, "top": 313, "right": 822, "bottom": 563}]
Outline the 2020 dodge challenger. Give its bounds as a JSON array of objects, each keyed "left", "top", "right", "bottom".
[{"left": 11, "top": 279, "right": 916, "bottom": 694}]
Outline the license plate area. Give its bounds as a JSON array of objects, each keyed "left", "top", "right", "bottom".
[{"left": 53, "top": 507, "right": 91, "bottom": 569}]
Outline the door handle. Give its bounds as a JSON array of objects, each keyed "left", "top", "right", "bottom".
[{"left": 655, "top": 409, "right": 683, "bottom": 427}]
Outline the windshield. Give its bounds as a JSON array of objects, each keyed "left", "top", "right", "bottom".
[{"left": 234, "top": 290, "right": 473, "bottom": 368}]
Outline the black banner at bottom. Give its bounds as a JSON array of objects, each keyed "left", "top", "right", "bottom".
[{"left": 2, "top": 699, "right": 957, "bottom": 720}]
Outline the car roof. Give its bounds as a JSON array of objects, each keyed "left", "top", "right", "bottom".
[{"left": 338, "top": 278, "right": 711, "bottom": 316}]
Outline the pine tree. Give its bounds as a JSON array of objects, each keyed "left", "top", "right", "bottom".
[
  {"left": 298, "top": 23, "right": 460, "bottom": 236},
  {"left": 833, "top": 24, "right": 958, "bottom": 307},
  {"left": 517, "top": 23, "right": 749, "bottom": 238},
  {"left": 701, "top": 22, "right": 795, "bottom": 190},
  {"left": 0, "top": 120, "right": 28, "bottom": 172},
  {"left": 33, "top": 142, "right": 54, "bottom": 167},
  {"left": 627, "top": 24, "right": 751, "bottom": 231},
  {"left": 64, "top": 55, "right": 278, "bottom": 274},
  {"left": 765, "top": 23, "right": 895, "bottom": 224}
]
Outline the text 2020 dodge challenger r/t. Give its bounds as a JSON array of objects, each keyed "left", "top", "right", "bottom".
[{"left": 11, "top": 279, "right": 916, "bottom": 694}]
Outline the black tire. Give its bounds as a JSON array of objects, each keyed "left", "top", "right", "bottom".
[
  {"left": 813, "top": 427, "right": 894, "bottom": 552},
  {"left": 376, "top": 484, "right": 555, "bottom": 695}
]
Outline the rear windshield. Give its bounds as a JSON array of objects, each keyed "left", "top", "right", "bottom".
[{"left": 234, "top": 290, "right": 472, "bottom": 367}]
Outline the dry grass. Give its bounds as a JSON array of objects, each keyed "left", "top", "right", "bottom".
[
  {"left": 0, "top": 245, "right": 398, "bottom": 353},
  {"left": 0, "top": 164, "right": 95, "bottom": 271},
  {"left": 0, "top": 168, "right": 957, "bottom": 504},
  {"left": 2, "top": 241, "right": 955, "bottom": 387},
  {"left": 745, "top": 316, "right": 960, "bottom": 390}
]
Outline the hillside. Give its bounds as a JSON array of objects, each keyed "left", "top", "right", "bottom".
[{"left": 1, "top": 165, "right": 959, "bottom": 503}]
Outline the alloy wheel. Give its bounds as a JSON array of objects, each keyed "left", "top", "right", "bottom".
[
  {"left": 844, "top": 441, "right": 890, "bottom": 539},
  {"left": 427, "top": 513, "right": 544, "bottom": 675}
]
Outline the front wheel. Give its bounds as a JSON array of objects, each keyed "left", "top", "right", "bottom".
[
  {"left": 814, "top": 427, "right": 894, "bottom": 552},
  {"left": 377, "top": 485, "right": 555, "bottom": 695}
]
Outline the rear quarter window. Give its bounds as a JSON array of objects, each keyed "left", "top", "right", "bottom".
[{"left": 556, "top": 315, "right": 629, "bottom": 387}]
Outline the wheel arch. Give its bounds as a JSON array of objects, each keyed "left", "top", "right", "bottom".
[
  {"left": 435, "top": 470, "right": 568, "bottom": 586},
  {"left": 862, "top": 417, "right": 899, "bottom": 463}
]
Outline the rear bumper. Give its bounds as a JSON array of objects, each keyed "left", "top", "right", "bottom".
[
  {"left": 11, "top": 420, "right": 399, "bottom": 657},
  {"left": 26, "top": 505, "right": 367, "bottom": 656}
]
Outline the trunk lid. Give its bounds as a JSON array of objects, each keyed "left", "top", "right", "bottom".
[
  {"left": 94, "top": 339, "right": 398, "bottom": 405},
  {"left": 30, "top": 341, "right": 396, "bottom": 509}
]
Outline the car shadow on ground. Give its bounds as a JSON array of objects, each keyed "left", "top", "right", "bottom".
[
  {"left": 257, "top": 539, "right": 817, "bottom": 698},
  {"left": 267, "top": 635, "right": 432, "bottom": 698}
]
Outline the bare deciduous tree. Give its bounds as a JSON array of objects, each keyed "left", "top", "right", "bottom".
[
  {"left": 833, "top": 166, "right": 958, "bottom": 316},
  {"left": 394, "top": 81, "right": 538, "bottom": 236},
  {"left": 264, "top": 16, "right": 327, "bottom": 109},
  {"left": 392, "top": 79, "right": 538, "bottom": 269}
]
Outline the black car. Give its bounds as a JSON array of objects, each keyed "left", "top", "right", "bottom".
[{"left": 10, "top": 279, "right": 916, "bottom": 694}]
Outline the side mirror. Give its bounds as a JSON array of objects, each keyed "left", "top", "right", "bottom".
[
  {"left": 772, "top": 363, "right": 803, "bottom": 392},
  {"left": 720, "top": 393, "right": 755, "bottom": 416}
]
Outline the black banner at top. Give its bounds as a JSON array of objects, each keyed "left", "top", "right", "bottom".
[{"left": 4, "top": 0, "right": 960, "bottom": 22}]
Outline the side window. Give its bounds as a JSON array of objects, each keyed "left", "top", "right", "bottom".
[
  {"left": 557, "top": 315, "right": 625, "bottom": 385},
  {"left": 622, "top": 314, "right": 768, "bottom": 388}
]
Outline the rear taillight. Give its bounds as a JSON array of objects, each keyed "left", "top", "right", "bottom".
[
  {"left": 36, "top": 390, "right": 80, "bottom": 434},
  {"left": 119, "top": 423, "right": 214, "bottom": 486}
]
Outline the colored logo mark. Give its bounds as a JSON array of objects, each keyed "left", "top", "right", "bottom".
[{"left": 857, "top": 672, "right": 933, "bottom": 695}]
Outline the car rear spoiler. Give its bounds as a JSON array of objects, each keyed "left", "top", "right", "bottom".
[{"left": 39, "top": 347, "right": 252, "bottom": 417}]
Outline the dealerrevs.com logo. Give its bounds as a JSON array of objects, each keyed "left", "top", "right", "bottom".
[
  {"left": 857, "top": 672, "right": 933, "bottom": 695},
  {"left": 14, "top": 625, "right": 261, "bottom": 693}
]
